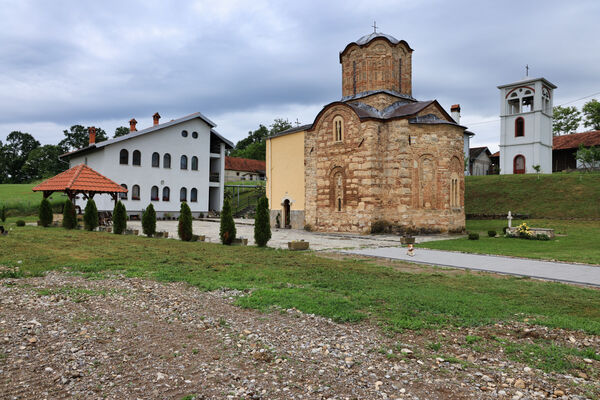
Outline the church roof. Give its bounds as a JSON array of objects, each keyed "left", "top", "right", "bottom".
[
  {"left": 32, "top": 164, "right": 127, "bottom": 194},
  {"left": 340, "top": 31, "right": 413, "bottom": 60},
  {"left": 497, "top": 77, "right": 557, "bottom": 89},
  {"left": 469, "top": 146, "right": 492, "bottom": 161},
  {"left": 341, "top": 89, "right": 416, "bottom": 103}
]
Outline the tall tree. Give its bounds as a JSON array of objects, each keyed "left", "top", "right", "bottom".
[
  {"left": 21, "top": 144, "right": 68, "bottom": 181},
  {"left": 229, "top": 118, "right": 293, "bottom": 161},
  {"left": 553, "top": 106, "right": 582, "bottom": 135},
  {"left": 114, "top": 126, "right": 130, "bottom": 138},
  {"left": 2, "top": 131, "right": 40, "bottom": 183},
  {"left": 59, "top": 125, "right": 108, "bottom": 151},
  {"left": 582, "top": 99, "right": 600, "bottom": 130}
]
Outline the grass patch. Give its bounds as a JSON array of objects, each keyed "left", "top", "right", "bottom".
[
  {"left": 420, "top": 219, "right": 600, "bottom": 265},
  {"left": 503, "top": 339, "right": 599, "bottom": 374},
  {"left": 465, "top": 173, "right": 600, "bottom": 219},
  {"left": 0, "top": 182, "right": 68, "bottom": 217},
  {"left": 2, "top": 227, "right": 600, "bottom": 334}
]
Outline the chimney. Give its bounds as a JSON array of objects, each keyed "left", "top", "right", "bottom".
[
  {"left": 88, "top": 126, "right": 96, "bottom": 146},
  {"left": 450, "top": 104, "right": 461, "bottom": 124},
  {"left": 153, "top": 112, "right": 161, "bottom": 126},
  {"left": 129, "top": 118, "right": 138, "bottom": 132}
]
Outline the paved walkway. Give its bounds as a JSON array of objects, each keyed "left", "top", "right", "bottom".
[{"left": 344, "top": 247, "right": 600, "bottom": 287}]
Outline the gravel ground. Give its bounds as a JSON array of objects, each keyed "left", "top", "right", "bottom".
[{"left": 1, "top": 272, "right": 598, "bottom": 399}]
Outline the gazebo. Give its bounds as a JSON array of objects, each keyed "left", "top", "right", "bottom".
[{"left": 32, "top": 163, "right": 127, "bottom": 206}]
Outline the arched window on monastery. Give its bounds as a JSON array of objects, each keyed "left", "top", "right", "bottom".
[
  {"left": 119, "top": 184, "right": 128, "bottom": 200},
  {"left": 398, "top": 57, "right": 402, "bottom": 92},
  {"left": 191, "top": 156, "right": 198, "bottom": 171},
  {"left": 163, "top": 153, "right": 171, "bottom": 168},
  {"left": 515, "top": 117, "right": 525, "bottom": 137},
  {"left": 449, "top": 156, "right": 462, "bottom": 209},
  {"left": 190, "top": 188, "right": 198, "bottom": 202},
  {"left": 331, "top": 168, "right": 345, "bottom": 212},
  {"left": 542, "top": 87, "right": 551, "bottom": 114},
  {"left": 152, "top": 152, "right": 160, "bottom": 167},
  {"left": 180, "top": 155, "right": 188, "bottom": 170},
  {"left": 151, "top": 186, "right": 159, "bottom": 201},
  {"left": 333, "top": 116, "right": 344, "bottom": 142},
  {"left": 132, "top": 150, "right": 141, "bottom": 166},
  {"left": 132, "top": 185, "right": 140, "bottom": 201},
  {"left": 180, "top": 187, "right": 187, "bottom": 202},
  {"left": 419, "top": 156, "right": 436, "bottom": 209},
  {"left": 162, "top": 186, "right": 170, "bottom": 201},
  {"left": 507, "top": 87, "right": 534, "bottom": 114},
  {"left": 119, "top": 149, "right": 128, "bottom": 165}
]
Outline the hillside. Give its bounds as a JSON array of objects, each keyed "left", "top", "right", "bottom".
[
  {"left": 0, "top": 182, "right": 67, "bottom": 216},
  {"left": 465, "top": 173, "right": 600, "bottom": 219}
]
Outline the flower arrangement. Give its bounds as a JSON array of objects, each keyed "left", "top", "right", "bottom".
[
  {"left": 516, "top": 222, "right": 533, "bottom": 238},
  {"left": 505, "top": 222, "right": 550, "bottom": 241}
]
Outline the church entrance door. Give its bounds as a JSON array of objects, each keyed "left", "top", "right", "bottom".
[{"left": 283, "top": 199, "right": 291, "bottom": 229}]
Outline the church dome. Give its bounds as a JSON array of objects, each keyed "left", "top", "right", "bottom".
[{"left": 355, "top": 31, "right": 401, "bottom": 46}]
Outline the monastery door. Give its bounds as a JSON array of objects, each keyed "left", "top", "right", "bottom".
[
  {"left": 283, "top": 199, "right": 291, "bottom": 229},
  {"left": 513, "top": 155, "right": 525, "bottom": 174}
]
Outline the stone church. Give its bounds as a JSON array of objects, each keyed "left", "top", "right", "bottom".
[{"left": 266, "top": 31, "right": 467, "bottom": 233}]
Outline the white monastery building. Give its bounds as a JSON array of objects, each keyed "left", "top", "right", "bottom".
[
  {"left": 498, "top": 77, "right": 556, "bottom": 174},
  {"left": 60, "top": 112, "right": 233, "bottom": 217}
]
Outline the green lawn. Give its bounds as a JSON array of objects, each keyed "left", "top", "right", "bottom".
[
  {"left": 465, "top": 173, "right": 600, "bottom": 219},
  {"left": 2, "top": 226, "right": 600, "bottom": 335},
  {"left": 0, "top": 182, "right": 67, "bottom": 217},
  {"left": 420, "top": 219, "right": 600, "bottom": 265}
]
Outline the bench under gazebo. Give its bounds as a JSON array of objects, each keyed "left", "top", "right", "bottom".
[{"left": 32, "top": 164, "right": 127, "bottom": 220}]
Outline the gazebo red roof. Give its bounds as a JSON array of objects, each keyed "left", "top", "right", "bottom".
[{"left": 32, "top": 164, "right": 127, "bottom": 194}]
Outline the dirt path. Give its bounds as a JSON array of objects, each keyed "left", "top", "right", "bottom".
[{"left": 1, "top": 273, "right": 597, "bottom": 399}]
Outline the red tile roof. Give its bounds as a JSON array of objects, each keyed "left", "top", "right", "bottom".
[
  {"left": 32, "top": 164, "right": 127, "bottom": 194},
  {"left": 490, "top": 151, "right": 499, "bottom": 158},
  {"left": 225, "top": 156, "right": 265, "bottom": 173},
  {"left": 553, "top": 130, "right": 600, "bottom": 150}
]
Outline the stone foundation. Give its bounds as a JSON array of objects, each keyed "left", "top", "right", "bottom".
[{"left": 270, "top": 209, "right": 305, "bottom": 230}]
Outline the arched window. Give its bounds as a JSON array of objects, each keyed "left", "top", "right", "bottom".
[
  {"left": 514, "top": 155, "right": 526, "bottom": 174},
  {"left": 506, "top": 87, "right": 535, "bottom": 114},
  {"left": 132, "top": 150, "right": 141, "bottom": 166},
  {"left": 120, "top": 184, "right": 128, "bottom": 200},
  {"left": 180, "top": 155, "right": 188, "bottom": 170},
  {"left": 180, "top": 187, "right": 187, "bottom": 202},
  {"left": 181, "top": 130, "right": 188, "bottom": 138},
  {"left": 331, "top": 168, "right": 345, "bottom": 211},
  {"left": 162, "top": 187, "right": 170, "bottom": 201},
  {"left": 333, "top": 116, "right": 344, "bottom": 142},
  {"left": 119, "top": 149, "right": 129, "bottom": 165},
  {"left": 191, "top": 156, "right": 198, "bottom": 171},
  {"left": 542, "top": 87, "right": 551, "bottom": 114},
  {"left": 190, "top": 188, "right": 198, "bottom": 202},
  {"left": 132, "top": 185, "right": 140, "bottom": 200},
  {"left": 192, "top": 131, "right": 198, "bottom": 139},
  {"left": 151, "top": 186, "right": 159, "bottom": 201},
  {"left": 515, "top": 117, "right": 524, "bottom": 137},
  {"left": 152, "top": 152, "right": 160, "bottom": 167},
  {"left": 163, "top": 153, "right": 171, "bottom": 168}
]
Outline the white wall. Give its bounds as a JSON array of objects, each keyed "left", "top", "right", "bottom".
[{"left": 69, "top": 118, "right": 224, "bottom": 216}]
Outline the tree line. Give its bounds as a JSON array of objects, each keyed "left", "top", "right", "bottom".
[
  {"left": 0, "top": 125, "right": 132, "bottom": 184},
  {"left": 553, "top": 99, "right": 600, "bottom": 135}
]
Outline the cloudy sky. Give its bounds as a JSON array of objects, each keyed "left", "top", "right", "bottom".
[{"left": 1, "top": 0, "right": 599, "bottom": 152}]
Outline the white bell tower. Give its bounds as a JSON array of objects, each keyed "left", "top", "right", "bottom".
[{"left": 498, "top": 76, "right": 556, "bottom": 174}]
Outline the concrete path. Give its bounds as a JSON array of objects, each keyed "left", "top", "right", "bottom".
[{"left": 344, "top": 247, "right": 600, "bottom": 287}]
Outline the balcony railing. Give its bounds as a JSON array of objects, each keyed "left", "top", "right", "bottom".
[{"left": 209, "top": 172, "right": 220, "bottom": 183}]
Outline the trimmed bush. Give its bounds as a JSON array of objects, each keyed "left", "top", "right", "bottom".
[
  {"left": 468, "top": 233, "right": 480, "bottom": 240},
  {"left": 178, "top": 202, "right": 193, "bottom": 241},
  {"left": 112, "top": 201, "right": 127, "bottom": 234},
  {"left": 39, "top": 198, "right": 53, "bottom": 227},
  {"left": 536, "top": 233, "right": 550, "bottom": 241},
  {"left": 16, "top": 220, "right": 26, "bottom": 227},
  {"left": 142, "top": 204, "right": 157, "bottom": 237},
  {"left": 199, "top": 212, "right": 204, "bottom": 219},
  {"left": 62, "top": 200, "right": 77, "bottom": 229},
  {"left": 83, "top": 199, "right": 99, "bottom": 231},
  {"left": 487, "top": 230, "right": 497, "bottom": 237},
  {"left": 220, "top": 198, "right": 236, "bottom": 245},
  {"left": 370, "top": 220, "right": 391, "bottom": 234},
  {"left": 0, "top": 204, "right": 5, "bottom": 222},
  {"left": 254, "top": 196, "right": 271, "bottom": 247}
]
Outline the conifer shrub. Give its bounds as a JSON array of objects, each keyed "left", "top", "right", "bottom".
[
  {"left": 0, "top": 204, "right": 6, "bottom": 222},
  {"left": 254, "top": 196, "right": 271, "bottom": 247},
  {"left": 39, "top": 198, "right": 53, "bottom": 227},
  {"left": 468, "top": 233, "right": 480, "bottom": 240},
  {"left": 83, "top": 199, "right": 99, "bottom": 231},
  {"left": 112, "top": 201, "right": 127, "bottom": 234},
  {"left": 16, "top": 220, "right": 26, "bottom": 227},
  {"left": 178, "top": 202, "right": 193, "bottom": 241},
  {"left": 220, "top": 198, "right": 236, "bottom": 245},
  {"left": 487, "top": 230, "right": 497, "bottom": 237},
  {"left": 62, "top": 200, "right": 77, "bottom": 229},
  {"left": 142, "top": 204, "right": 157, "bottom": 237}
]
